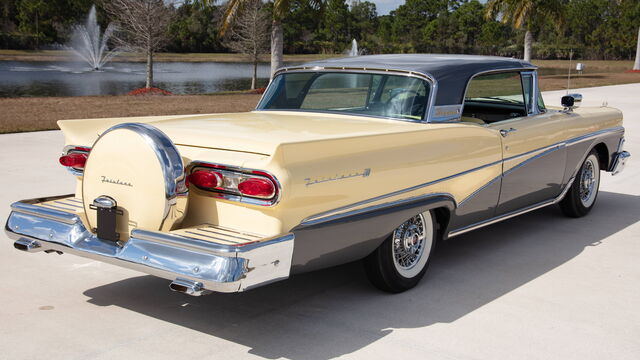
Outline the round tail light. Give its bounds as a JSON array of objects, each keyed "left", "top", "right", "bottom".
[
  {"left": 59, "top": 152, "right": 88, "bottom": 168},
  {"left": 187, "top": 169, "right": 223, "bottom": 189},
  {"left": 238, "top": 178, "right": 275, "bottom": 198}
]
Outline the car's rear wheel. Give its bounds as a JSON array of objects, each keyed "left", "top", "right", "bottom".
[
  {"left": 364, "top": 210, "right": 435, "bottom": 293},
  {"left": 559, "top": 150, "right": 601, "bottom": 218}
]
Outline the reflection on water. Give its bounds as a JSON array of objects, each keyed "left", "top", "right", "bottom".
[{"left": 0, "top": 61, "right": 272, "bottom": 97}]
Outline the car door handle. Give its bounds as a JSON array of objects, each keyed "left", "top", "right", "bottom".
[{"left": 500, "top": 128, "right": 517, "bottom": 137}]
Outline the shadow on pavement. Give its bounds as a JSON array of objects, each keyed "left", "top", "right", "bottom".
[{"left": 84, "top": 191, "right": 639, "bottom": 360}]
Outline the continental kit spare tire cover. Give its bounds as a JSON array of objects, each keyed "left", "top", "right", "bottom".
[{"left": 82, "top": 123, "right": 187, "bottom": 239}]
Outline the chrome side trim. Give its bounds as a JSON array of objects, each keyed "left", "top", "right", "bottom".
[
  {"left": 260, "top": 67, "right": 438, "bottom": 123},
  {"left": 448, "top": 176, "right": 575, "bottom": 238},
  {"left": 6, "top": 198, "right": 294, "bottom": 294},
  {"left": 566, "top": 127, "right": 624, "bottom": 145},
  {"left": 302, "top": 126, "right": 624, "bottom": 228},
  {"left": 458, "top": 175, "right": 502, "bottom": 207},
  {"left": 301, "top": 192, "right": 455, "bottom": 227},
  {"left": 300, "top": 160, "right": 502, "bottom": 226},
  {"left": 502, "top": 144, "right": 565, "bottom": 177}
]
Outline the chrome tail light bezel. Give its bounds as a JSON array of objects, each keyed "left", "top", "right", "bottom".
[
  {"left": 186, "top": 161, "right": 281, "bottom": 206},
  {"left": 61, "top": 145, "right": 91, "bottom": 176}
]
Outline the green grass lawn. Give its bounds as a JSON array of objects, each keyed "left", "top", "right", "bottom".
[{"left": 0, "top": 49, "right": 336, "bottom": 63}]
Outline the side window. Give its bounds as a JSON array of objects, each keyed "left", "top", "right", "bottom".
[
  {"left": 537, "top": 91, "right": 546, "bottom": 113},
  {"left": 462, "top": 71, "right": 527, "bottom": 124},
  {"left": 521, "top": 73, "right": 534, "bottom": 114}
]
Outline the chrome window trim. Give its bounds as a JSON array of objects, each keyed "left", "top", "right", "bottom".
[
  {"left": 186, "top": 161, "right": 282, "bottom": 206},
  {"left": 520, "top": 70, "right": 541, "bottom": 115},
  {"left": 256, "top": 67, "right": 438, "bottom": 124},
  {"left": 453, "top": 67, "right": 539, "bottom": 124}
]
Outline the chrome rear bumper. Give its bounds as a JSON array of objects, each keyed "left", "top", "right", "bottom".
[{"left": 5, "top": 197, "right": 294, "bottom": 294}]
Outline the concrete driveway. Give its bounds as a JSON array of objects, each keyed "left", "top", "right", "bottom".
[{"left": 1, "top": 84, "right": 638, "bottom": 359}]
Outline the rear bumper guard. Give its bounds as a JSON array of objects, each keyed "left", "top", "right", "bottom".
[
  {"left": 5, "top": 197, "right": 294, "bottom": 294},
  {"left": 610, "top": 151, "right": 630, "bottom": 176}
]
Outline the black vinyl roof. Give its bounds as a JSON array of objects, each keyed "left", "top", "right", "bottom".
[{"left": 295, "top": 54, "right": 536, "bottom": 106}]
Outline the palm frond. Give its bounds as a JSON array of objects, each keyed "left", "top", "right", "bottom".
[{"left": 220, "top": 0, "right": 247, "bottom": 36}]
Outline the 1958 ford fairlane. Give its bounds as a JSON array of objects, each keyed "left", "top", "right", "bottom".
[{"left": 5, "top": 55, "right": 631, "bottom": 295}]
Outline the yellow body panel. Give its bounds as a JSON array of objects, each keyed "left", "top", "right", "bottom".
[{"left": 58, "top": 106, "right": 623, "bottom": 239}]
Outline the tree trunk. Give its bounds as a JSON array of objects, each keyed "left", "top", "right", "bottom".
[
  {"left": 146, "top": 47, "right": 153, "bottom": 89},
  {"left": 634, "top": 26, "right": 640, "bottom": 71},
  {"left": 252, "top": 60, "right": 257, "bottom": 90},
  {"left": 523, "top": 30, "right": 533, "bottom": 62},
  {"left": 270, "top": 19, "right": 284, "bottom": 79},
  {"left": 35, "top": 11, "right": 39, "bottom": 50}
]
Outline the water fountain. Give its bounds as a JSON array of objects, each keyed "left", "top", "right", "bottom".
[
  {"left": 69, "top": 5, "right": 117, "bottom": 70},
  {"left": 349, "top": 39, "right": 359, "bottom": 57}
]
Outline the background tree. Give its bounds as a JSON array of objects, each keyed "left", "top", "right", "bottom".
[
  {"left": 222, "top": 0, "right": 322, "bottom": 78},
  {"left": 167, "top": 0, "right": 224, "bottom": 53},
  {"left": 485, "top": 0, "right": 564, "bottom": 62},
  {"left": 319, "top": 0, "right": 350, "bottom": 53},
  {"left": 634, "top": 27, "right": 640, "bottom": 70},
  {"left": 102, "top": 0, "right": 174, "bottom": 89},
  {"left": 224, "top": 0, "right": 270, "bottom": 89},
  {"left": 388, "top": 0, "right": 450, "bottom": 52},
  {"left": 283, "top": 0, "right": 323, "bottom": 53},
  {"left": 349, "top": 0, "right": 377, "bottom": 53}
]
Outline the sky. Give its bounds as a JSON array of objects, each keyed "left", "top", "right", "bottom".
[{"left": 371, "top": 0, "right": 404, "bottom": 15}]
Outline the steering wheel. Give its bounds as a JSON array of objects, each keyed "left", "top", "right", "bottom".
[
  {"left": 387, "top": 89, "right": 422, "bottom": 116},
  {"left": 387, "top": 89, "right": 420, "bottom": 103}
]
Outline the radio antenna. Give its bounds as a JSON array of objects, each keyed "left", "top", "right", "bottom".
[{"left": 567, "top": 49, "right": 573, "bottom": 94}]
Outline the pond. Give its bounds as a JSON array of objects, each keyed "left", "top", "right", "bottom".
[{"left": 0, "top": 61, "right": 272, "bottom": 97}]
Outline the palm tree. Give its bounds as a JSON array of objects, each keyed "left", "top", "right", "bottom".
[
  {"left": 220, "top": 0, "right": 321, "bottom": 78},
  {"left": 485, "top": 0, "right": 564, "bottom": 62}
]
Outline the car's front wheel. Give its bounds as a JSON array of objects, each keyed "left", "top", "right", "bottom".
[
  {"left": 364, "top": 210, "right": 435, "bottom": 293},
  {"left": 559, "top": 150, "right": 601, "bottom": 217}
]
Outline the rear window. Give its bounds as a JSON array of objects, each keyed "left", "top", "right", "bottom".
[{"left": 257, "top": 72, "right": 431, "bottom": 121}]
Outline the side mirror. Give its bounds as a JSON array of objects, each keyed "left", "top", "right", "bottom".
[{"left": 561, "top": 93, "right": 582, "bottom": 111}]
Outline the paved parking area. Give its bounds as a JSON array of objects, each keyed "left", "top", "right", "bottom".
[{"left": 1, "top": 84, "right": 638, "bottom": 359}]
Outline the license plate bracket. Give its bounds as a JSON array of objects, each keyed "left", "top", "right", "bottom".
[{"left": 89, "top": 196, "right": 123, "bottom": 242}]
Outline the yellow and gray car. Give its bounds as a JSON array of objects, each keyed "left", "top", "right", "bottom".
[{"left": 5, "top": 54, "right": 631, "bottom": 294}]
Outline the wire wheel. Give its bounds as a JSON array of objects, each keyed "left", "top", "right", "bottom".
[
  {"left": 391, "top": 213, "right": 433, "bottom": 278},
  {"left": 579, "top": 156, "right": 600, "bottom": 208}
]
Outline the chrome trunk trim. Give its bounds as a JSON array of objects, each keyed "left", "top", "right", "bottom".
[{"left": 5, "top": 198, "right": 294, "bottom": 294}]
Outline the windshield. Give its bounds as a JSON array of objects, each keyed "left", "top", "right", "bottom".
[{"left": 257, "top": 72, "right": 431, "bottom": 121}]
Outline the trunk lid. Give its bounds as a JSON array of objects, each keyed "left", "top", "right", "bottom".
[{"left": 149, "top": 111, "right": 422, "bottom": 155}]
